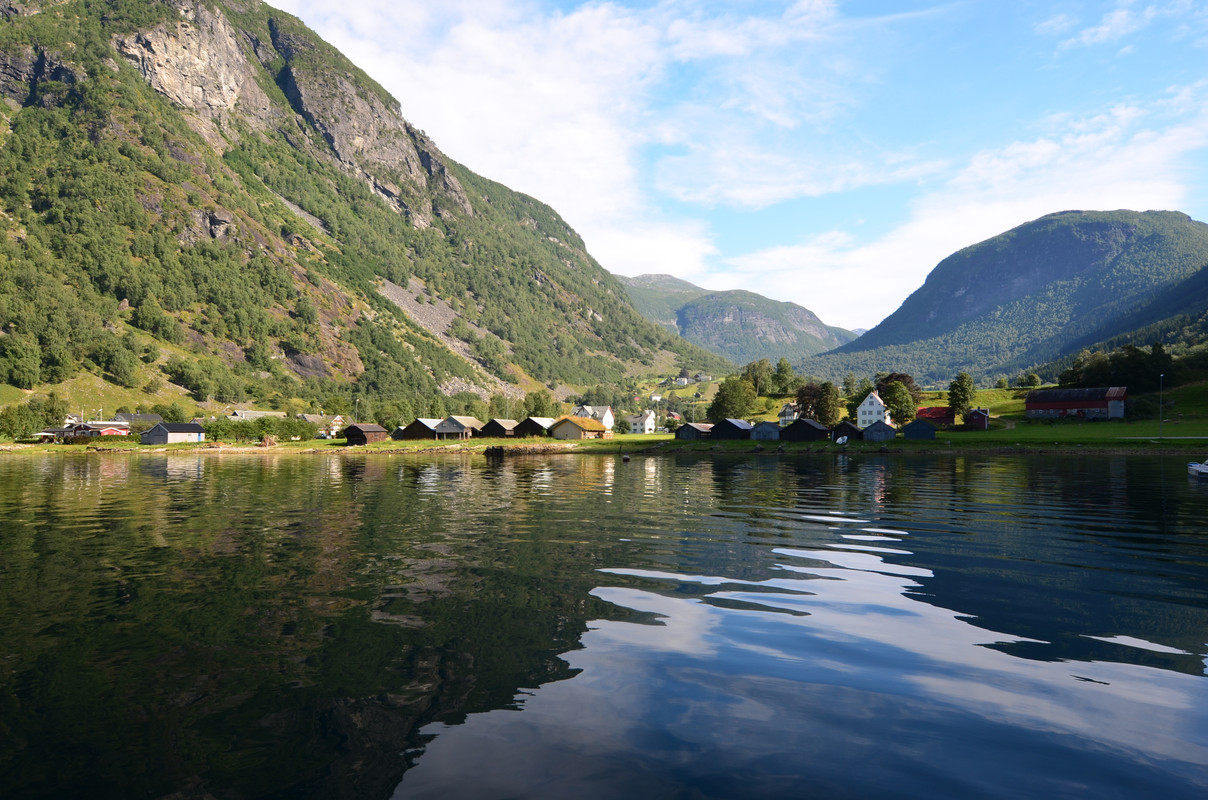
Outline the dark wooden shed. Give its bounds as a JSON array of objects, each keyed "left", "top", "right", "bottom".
[
  {"left": 712, "top": 418, "right": 754, "bottom": 440},
  {"left": 393, "top": 418, "right": 441, "bottom": 440},
  {"left": 675, "top": 422, "right": 713, "bottom": 440},
  {"left": 481, "top": 419, "right": 519, "bottom": 438},
  {"left": 751, "top": 421, "right": 781, "bottom": 441},
  {"left": 863, "top": 420, "right": 897, "bottom": 442},
  {"left": 514, "top": 417, "right": 557, "bottom": 437},
  {"left": 968, "top": 408, "right": 991, "bottom": 430},
  {"left": 902, "top": 418, "right": 937, "bottom": 440},
  {"left": 782, "top": 418, "right": 831, "bottom": 442},
  {"left": 343, "top": 423, "right": 389, "bottom": 446},
  {"left": 832, "top": 421, "right": 863, "bottom": 442}
]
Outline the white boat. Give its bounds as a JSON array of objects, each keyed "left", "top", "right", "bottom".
[{"left": 1188, "top": 460, "right": 1208, "bottom": 478}]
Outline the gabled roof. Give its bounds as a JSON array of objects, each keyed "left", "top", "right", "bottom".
[
  {"left": 405, "top": 418, "right": 442, "bottom": 430},
  {"left": 681, "top": 422, "right": 713, "bottom": 432},
  {"left": 786, "top": 418, "right": 829, "bottom": 430},
  {"left": 916, "top": 407, "right": 954, "bottom": 421},
  {"left": 722, "top": 418, "right": 754, "bottom": 430},
  {"left": 485, "top": 418, "right": 519, "bottom": 429},
  {"left": 435, "top": 416, "right": 483, "bottom": 431},
  {"left": 520, "top": 416, "right": 558, "bottom": 428},
  {"left": 752, "top": 420, "right": 781, "bottom": 430},
  {"left": 1025, "top": 387, "right": 1127, "bottom": 403},
  {"left": 345, "top": 423, "right": 388, "bottom": 433},
  {"left": 150, "top": 422, "right": 206, "bottom": 433}
]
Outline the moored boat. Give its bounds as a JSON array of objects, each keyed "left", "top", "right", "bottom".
[{"left": 1188, "top": 460, "right": 1208, "bottom": 478}]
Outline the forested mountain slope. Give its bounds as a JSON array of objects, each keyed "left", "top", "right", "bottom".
[
  {"left": 0, "top": 0, "right": 727, "bottom": 420},
  {"left": 617, "top": 275, "right": 855, "bottom": 365},
  {"left": 800, "top": 210, "right": 1208, "bottom": 384}
]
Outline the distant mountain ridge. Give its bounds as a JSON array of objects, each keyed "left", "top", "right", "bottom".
[
  {"left": 800, "top": 210, "right": 1208, "bottom": 384},
  {"left": 617, "top": 275, "right": 856, "bottom": 365}
]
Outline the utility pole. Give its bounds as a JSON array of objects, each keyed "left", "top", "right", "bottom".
[{"left": 1159, "top": 373, "right": 1164, "bottom": 440}]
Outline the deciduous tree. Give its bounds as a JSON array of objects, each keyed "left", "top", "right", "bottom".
[{"left": 948, "top": 372, "right": 976, "bottom": 422}]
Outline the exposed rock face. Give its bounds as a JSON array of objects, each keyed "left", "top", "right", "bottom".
[
  {"left": 112, "top": 0, "right": 276, "bottom": 127},
  {"left": 0, "top": 45, "right": 85, "bottom": 106}
]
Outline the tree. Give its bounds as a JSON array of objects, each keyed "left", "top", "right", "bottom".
[
  {"left": 816, "top": 382, "right": 842, "bottom": 426},
  {"left": 996, "top": 378, "right": 1009, "bottom": 390},
  {"left": 741, "top": 359, "right": 774, "bottom": 396},
  {"left": 523, "top": 389, "right": 557, "bottom": 418},
  {"left": 948, "top": 372, "right": 976, "bottom": 422},
  {"left": 707, "top": 376, "right": 756, "bottom": 422},
  {"left": 772, "top": 358, "right": 802, "bottom": 395},
  {"left": 875, "top": 372, "right": 923, "bottom": 405},
  {"left": 881, "top": 381, "right": 916, "bottom": 425}
]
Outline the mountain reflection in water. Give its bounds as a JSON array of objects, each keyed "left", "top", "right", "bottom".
[{"left": 0, "top": 452, "right": 1205, "bottom": 799}]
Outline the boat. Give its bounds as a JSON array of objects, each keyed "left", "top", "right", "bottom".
[{"left": 1188, "top": 460, "right": 1208, "bottom": 478}]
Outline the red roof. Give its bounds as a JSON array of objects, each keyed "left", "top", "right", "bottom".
[{"left": 917, "top": 407, "right": 955, "bottom": 422}]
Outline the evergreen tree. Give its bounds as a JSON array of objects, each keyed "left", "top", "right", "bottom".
[{"left": 816, "top": 381, "right": 842, "bottom": 426}]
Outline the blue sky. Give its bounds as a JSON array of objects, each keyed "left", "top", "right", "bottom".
[{"left": 272, "top": 1, "right": 1208, "bottom": 330}]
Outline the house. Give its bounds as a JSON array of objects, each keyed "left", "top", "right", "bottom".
[
  {"left": 712, "top": 418, "right": 754, "bottom": 440},
  {"left": 832, "top": 421, "right": 863, "bottom": 442},
  {"left": 856, "top": 391, "right": 893, "bottom": 428},
  {"left": 140, "top": 422, "right": 206, "bottom": 445},
  {"left": 434, "top": 416, "right": 483, "bottom": 440},
  {"left": 694, "top": 373, "right": 712, "bottom": 383},
  {"left": 675, "top": 422, "right": 713, "bottom": 440},
  {"left": 916, "top": 407, "right": 955, "bottom": 426},
  {"left": 674, "top": 377, "right": 689, "bottom": 387},
  {"left": 782, "top": 418, "right": 831, "bottom": 442},
  {"left": 779, "top": 403, "right": 799, "bottom": 427},
  {"left": 666, "top": 411, "right": 682, "bottom": 422},
  {"left": 481, "top": 419, "right": 519, "bottom": 438},
  {"left": 863, "top": 420, "right": 897, "bottom": 442},
  {"left": 1025, "top": 387, "right": 1126, "bottom": 420},
  {"left": 343, "top": 423, "right": 390, "bottom": 446},
  {"left": 751, "top": 421, "right": 781, "bottom": 441},
  {"left": 392, "top": 418, "right": 441, "bottom": 440},
  {"left": 514, "top": 417, "right": 557, "bottom": 438},
  {"left": 35, "top": 427, "right": 76, "bottom": 441},
  {"left": 902, "top": 418, "right": 937, "bottom": 440},
  {"left": 72, "top": 420, "right": 131, "bottom": 437},
  {"left": 298, "top": 414, "right": 344, "bottom": 438},
  {"left": 968, "top": 408, "right": 991, "bottom": 430},
  {"left": 549, "top": 416, "right": 608, "bottom": 440},
  {"left": 626, "top": 410, "right": 657, "bottom": 434},
  {"left": 569, "top": 405, "right": 615, "bottom": 430},
  {"left": 650, "top": 393, "right": 663, "bottom": 403}
]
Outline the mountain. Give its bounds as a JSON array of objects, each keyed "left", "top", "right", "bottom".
[
  {"left": 617, "top": 275, "right": 856, "bottom": 365},
  {"left": 0, "top": 0, "right": 728, "bottom": 422},
  {"left": 800, "top": 210, "right": 1208, "bottom": 384}
]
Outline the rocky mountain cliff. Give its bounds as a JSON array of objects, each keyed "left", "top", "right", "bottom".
[
  {"left": 801, "top": 210, "right": 1208, "bottom": 384},
  {"left": 617, "top": 274, "right": 855, "bottom": 365},
  {"left": 0, "top": 0, "right": 727, "bottom": 420}
]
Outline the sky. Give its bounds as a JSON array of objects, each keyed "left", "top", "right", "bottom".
[{"left": 271, "top": 0, "right": 1208, "bottom": 331}]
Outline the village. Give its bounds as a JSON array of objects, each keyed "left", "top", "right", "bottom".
[{"left": 29, "top": 386, "right": 1131, "bottom": 448}]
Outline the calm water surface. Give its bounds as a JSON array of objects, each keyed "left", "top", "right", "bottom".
[{"left": 1, "top": 452, "right": 1206, "bottom": 799}]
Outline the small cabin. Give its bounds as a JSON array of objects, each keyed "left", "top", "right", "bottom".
[
  {"left": 751, "top": 421, "right": 781, "bottom": 441},
  {"left": 712, "top": 418, "right": 754, "bottom": 440},
  {"left": 549, "top": 416, "right": 607, "bottom": 440},
  {"left": 675, "top": 422, "right": 713, "bottom": 441},
  {"left": 514, "top": 417, "right": 557, "bottom": 438},
  {"left": 343, "top": 423, "right": 389, "bottom": 446},
  {"left": 481, "top": 419, "right": 519, "bottom": 438},
  {"left": 863, "top": 420, "right": 897, "bottom": 442},
  {"left": 902, "top": 418, "right": 937, "bottom": 440},
  {"left": 832, "top": 421, "right": 863, "bottom": 442},
  {"left": 968, "top": 408, "right": 991, "bottom": 430},
  {"left": 434, "top": 416, "right": 483, "bottom": 440},
  {"left": 393, "top": 418, "right": 441, "bottom": 440},
  {"left": 782, "top": 418, "right": 830, "bottom": 442},
  {"left": 140, "top": 422, "right": 206, "bottom": 445}
]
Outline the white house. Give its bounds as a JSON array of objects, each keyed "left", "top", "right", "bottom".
[
  {"left": 778, "top": 403, "right": 799, "bottom": 427},
  {"left": 626, "top": 410, "right": 657, "bottom": 434},
  {"left": 570, "top": 405, "right": 614, "bottom": 431},
  {"left": 857, "top": 391, "right": 893, "bottom": 429}
]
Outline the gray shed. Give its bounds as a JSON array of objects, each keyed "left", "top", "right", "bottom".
[
  {"left": 751, "top": 421, "right": 781, "bottom": 441},
  {"left": 862, "top": 420, "right": 897, "bottom": 442}
]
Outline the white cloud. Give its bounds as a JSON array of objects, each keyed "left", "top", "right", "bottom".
[
  {"left": 1061, "top": 3, "right": 1161, "bottom": 49},
  {"left": 717, "top": 89, "right": 1208, "bottom": 330}
]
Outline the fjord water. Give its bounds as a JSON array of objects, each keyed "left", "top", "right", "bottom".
[{"left": 1, "top": 453, "right": 1205, "bottom": 799}]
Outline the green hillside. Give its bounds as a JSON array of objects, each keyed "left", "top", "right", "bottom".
[
  {"left": 617, "top": 275, "right": 855, "bottom": 364},
  {"left": 0, "top": 0, "right": 727, "bottom": 425},
  {"left": 801, "top": 210, "right": 1208, "bottom": 384}
]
